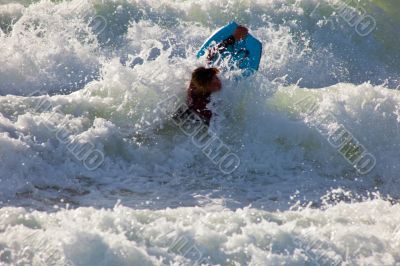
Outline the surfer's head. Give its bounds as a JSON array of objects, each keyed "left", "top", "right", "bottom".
[
  {"left": 190, "top": 67, "right": 221, "bottom": 93},
  {"left": 233, "top": 25, "right": 248, "bottom": 41}
]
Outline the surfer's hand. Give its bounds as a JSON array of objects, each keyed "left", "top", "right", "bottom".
[{"left": 233, "top": 26, "right": 248, "bottom": 41}]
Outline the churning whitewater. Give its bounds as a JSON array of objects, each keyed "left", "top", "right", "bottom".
[{"left": 0, "top": 0, "right": 400, "bottom": 265}]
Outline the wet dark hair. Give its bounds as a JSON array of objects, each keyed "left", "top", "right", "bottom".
[{"left": 190, "top": 67, "right": 219, "bottom": 92}]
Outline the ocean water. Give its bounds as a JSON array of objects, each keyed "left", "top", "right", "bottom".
[{"left": 0, "top": 0, "right": 400, "bottom": 265}]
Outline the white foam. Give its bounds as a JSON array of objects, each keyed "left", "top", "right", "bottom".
[
  {"left": 1, "top": 199, "right": 400, "bottom": 265},
  {"left": 0, "top": 0, "right": 400, "bottom": 264}
]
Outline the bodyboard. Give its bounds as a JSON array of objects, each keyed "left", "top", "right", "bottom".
[{"left": 197, "top": 21, "right": 262, "bottom": 74}]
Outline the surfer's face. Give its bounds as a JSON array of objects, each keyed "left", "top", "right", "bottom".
[{"left": 208, "top": 75, "right": 221, "bottom": 92}]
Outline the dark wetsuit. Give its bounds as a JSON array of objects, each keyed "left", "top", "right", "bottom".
[
  {"left": 186, "top": 35, "right": 247, "bottom": 125},
  {"left": 187, "top": 83, "right": 212, "bottom": 125}
]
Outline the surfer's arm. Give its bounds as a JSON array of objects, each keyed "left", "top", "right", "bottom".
[
  {"left": 206, "top": 26, "right": 248, "bottom": 62},
  {"left": 206, "top": 35, "right": 236, "bottom": 62}
]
